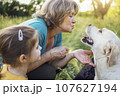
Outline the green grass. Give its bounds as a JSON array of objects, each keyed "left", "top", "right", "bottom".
[
  {"left": 0, "top": 15, "right": 120, "bottom": 80},
  {"left": 0, "top": 15, "right": 31, "bottom": 29}
]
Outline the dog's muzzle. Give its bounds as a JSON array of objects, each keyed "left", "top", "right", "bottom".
[{"left": 81, "top": 33, "right": 94, "bottom": 45}]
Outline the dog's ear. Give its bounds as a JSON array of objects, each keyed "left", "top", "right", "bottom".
[{"left": 104, "top": 41, "right": 116, "bottom": 67}]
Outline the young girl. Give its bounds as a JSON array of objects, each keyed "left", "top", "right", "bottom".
[{"left": 0, "top": 25, "right": 42, "bottom": 80}]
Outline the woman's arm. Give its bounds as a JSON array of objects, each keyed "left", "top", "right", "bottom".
[
  {"left": 27, "top": 51, "right": 52, "bottom": 73},
  {"left": 27, "top": 46, "right": 69, "bottom": 73},
  {"left": 51, "top": 49, "right": 95, "bottom": 70},
  {"left": 72, "top": 49, "right": 95, "bottom": 67},
  {"left": 51, "top": 53, "right": 74, "bottom": 69}
]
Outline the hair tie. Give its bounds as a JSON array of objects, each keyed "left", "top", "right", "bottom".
[{"left": 18, "top": 29, "right": 23, "bottom": 41}]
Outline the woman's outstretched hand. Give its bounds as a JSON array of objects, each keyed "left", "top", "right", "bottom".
[{"left": 72, "top": 49, "right": 95, "bottom": 67}]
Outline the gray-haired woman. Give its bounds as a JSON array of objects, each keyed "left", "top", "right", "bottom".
[{"left": 20, "top": 0, "right": 95, "bottom": 80}]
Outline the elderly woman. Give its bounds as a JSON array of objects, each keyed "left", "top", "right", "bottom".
[{"left": 20, "top": 0, "right": 95, "bottom": 80}]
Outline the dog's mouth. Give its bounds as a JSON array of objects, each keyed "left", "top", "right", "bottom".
[{"left": 81, "top": 33, "right": 94, "bottom": 46}]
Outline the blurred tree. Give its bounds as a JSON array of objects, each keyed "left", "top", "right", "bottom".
[
  {"left": 30, "top": 0, "right": 45, "bottom": 10},
  {"left": 92, "top": 0, "right": 113, "bottom": 19},
  {"left": 0, "top": 0, "right": 36, "bottom": 16},
  {"left": 0, "top": 1, "right": 4, "bottom": 15}
]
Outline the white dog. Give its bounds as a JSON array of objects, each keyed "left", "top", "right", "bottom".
[{"left": 81, "top": 24, "right": 120, "bottom": 80}]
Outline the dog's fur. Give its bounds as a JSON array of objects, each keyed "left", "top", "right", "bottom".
[{"left": 82, "top": 24, "right": 120, "bottom": 80}]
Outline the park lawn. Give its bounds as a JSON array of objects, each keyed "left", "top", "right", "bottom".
[{"left": 0, "top": 15, "right": 120, "bottom": 80}]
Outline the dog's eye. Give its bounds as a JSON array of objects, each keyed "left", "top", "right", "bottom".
[{"left": 99, "top": 29, "right": 102, "bottom": 33}]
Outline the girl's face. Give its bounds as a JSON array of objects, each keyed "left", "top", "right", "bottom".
[
  {"left": 59, "top": 13, "right": 76, "bottom": 33},
  {"left": 29, "top": 39, "right": 42, "bottom": 63}
]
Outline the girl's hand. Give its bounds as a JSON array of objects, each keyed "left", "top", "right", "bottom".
[
  {"left": 72, "top": 49, "right": 95, "bottom": 67},
  {"left": 50, "top": 46, "right": 69, "bottom": 59}
]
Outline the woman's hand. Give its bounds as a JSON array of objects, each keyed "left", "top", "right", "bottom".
[
  {"left": 72, "top": 49, "right": 95, "bottom": 67},
  {"left": 50, "top": 46, "right": 69, "bottom": 60}
]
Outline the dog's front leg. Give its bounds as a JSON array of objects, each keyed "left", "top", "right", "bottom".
[
  {"left": 94, "top": 76, "right": 98, "bottom": 80},
  {"left": 94, "top": 69, "right": 98, "bottom": 80}
]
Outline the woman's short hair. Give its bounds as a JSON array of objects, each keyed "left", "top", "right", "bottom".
[
  {"left": 0, "top": 25, "right": 38, "bottom": 67},
  {"left": 35, "top": 0, "right": 79, "bottom": 29}
]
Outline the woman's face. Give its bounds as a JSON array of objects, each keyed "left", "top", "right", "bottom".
[{"left": 59, "top": 13, "right": 76, "bottom": 33}]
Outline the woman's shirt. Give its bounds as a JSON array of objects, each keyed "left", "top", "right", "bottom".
[{"left": 20, "top": 18, "right": 63, "bottom": 54}]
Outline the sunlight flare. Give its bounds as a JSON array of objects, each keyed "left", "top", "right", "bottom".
[{"left": 100, "top": 0, "right": 115, "bottom": 6}]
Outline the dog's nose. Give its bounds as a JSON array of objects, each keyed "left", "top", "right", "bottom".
[{"left": 88, "top": 24, "right": 92, "bottom": 26}]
